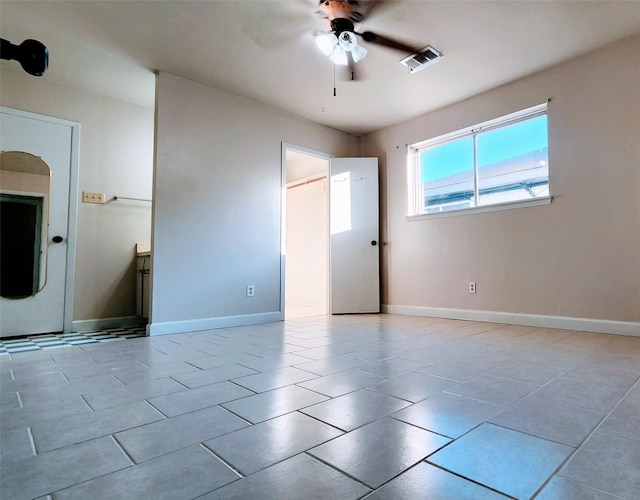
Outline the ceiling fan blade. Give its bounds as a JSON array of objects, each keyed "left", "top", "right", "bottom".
[
  {"left": 232, "top": 0, "right": 316, "bottom": 48},
  {"left": 359, "top": 31, "right": 420, "bottom": 55}
]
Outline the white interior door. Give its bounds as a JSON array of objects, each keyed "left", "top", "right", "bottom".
[
  {"left": 0, "top": 108, "right": 76, "bottom": 337},
  {"left": 330, "top": 157, "right": 380, "bottom": 314}
]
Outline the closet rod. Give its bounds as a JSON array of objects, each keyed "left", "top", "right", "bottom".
[{"left": 286, "top": 174, "right": 326, "bottom": 190}]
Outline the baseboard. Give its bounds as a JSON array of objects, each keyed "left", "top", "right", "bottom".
[
  {"left": 72, "top": 316, "right": 145, "bottom": 332},
  {"left": 147, "top": 311, "right": 283, "bottom": 336},
  {"left": 382, "top": 305, "right": 640, "bottom": 337}
]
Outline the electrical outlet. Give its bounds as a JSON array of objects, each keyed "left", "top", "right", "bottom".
[
  {"left": 469, "top": 281, "right": 477, "bottom": 294},
  {"left": 82, "top": 191, "right": 105, "bottom": 204},
  {"left": 246, "top": 285, "right": 255, "bottom": 297}
]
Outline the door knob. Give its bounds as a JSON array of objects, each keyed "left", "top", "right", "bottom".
[
  {"left": 52, "top": 236, "right": 64, "bottom": 243},
  {"left": 371, "top": 240, "right": 377, "bottom": 246}
]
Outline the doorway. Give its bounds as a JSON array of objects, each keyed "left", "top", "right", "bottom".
[{"left": 283, "top": 145, "right": 331, "bottom": 319}]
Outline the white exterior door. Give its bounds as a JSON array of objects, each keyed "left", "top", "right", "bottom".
[
  {"left": 329, "top": 157, "right": 380, "bottom": 314},
  {"left": 0, "top": 108, "right": 78, "bottom": 337}
]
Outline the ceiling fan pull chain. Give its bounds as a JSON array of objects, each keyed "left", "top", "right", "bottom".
[{"left": 333, "top": 63, "right": 337, "bottom": 96}]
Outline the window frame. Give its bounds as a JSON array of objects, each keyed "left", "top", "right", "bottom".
[{"left": 407, "top": 103, "right": 552, "bottom": 220}]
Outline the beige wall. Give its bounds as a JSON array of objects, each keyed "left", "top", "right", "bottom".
[
  {"left": 1, "top": 69, "right": 154, "bottom": 323},
  {"left": 362, "top": 35, "right": 640, "bottom": 323},
  {"left": 152, "top": 73, "right": 359, "bottom": 331}
]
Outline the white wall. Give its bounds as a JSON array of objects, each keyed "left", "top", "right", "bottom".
[
  {"left": 151, "top": 72, "right": 359, "bottom": 334},
  {"left": 361, "top": 35, "right": 640, "bottom": 328},
  {"left": 0, "top": 69, "right": 154, "bottom": 324}
]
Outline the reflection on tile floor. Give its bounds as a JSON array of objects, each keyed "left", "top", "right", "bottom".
[
  {"left": 0, "top": 327, "right": 146, "bottom": 354},
  {"left": 1, "top": 314, "right": 639, "bottom": 499}
]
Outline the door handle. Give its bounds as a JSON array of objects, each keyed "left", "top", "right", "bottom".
[
  {"left": 371, "top": 240, "right": 377, "bottom": 246},
  {"left": 52, "top": 236, "right": 64, "bottom": 243}
]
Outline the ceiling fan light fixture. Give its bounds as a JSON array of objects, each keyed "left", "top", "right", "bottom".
[
  {"left": 316, "top": 32, "right": 338, "bottom": 56},
  {"left": 350, "top": 43, "right": 368, "bottom": 63},
  {"left": 337, "top": 31, "right": 367, "bottom": 63},
  {"left": 330, "top": 45, "right": 348, "bottom": 66},
  {"left": 338, "top": 31, "right": 358, "bottom": 51}
]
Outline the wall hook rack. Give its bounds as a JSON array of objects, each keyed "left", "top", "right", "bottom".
[{"left": 110, "top": 195, "right": 152, "bottom": 203}]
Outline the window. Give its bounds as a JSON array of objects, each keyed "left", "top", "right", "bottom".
[{"left": 408, "top": 103, "right": 550, "bottom": 216}]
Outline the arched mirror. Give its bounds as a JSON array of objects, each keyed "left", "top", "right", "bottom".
[{"left": 0, "top": 151, "right": 51, "bottom": 298}]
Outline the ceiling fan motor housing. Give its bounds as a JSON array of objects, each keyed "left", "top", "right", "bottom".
[
  {"left": 318, "top": 0, "right": 363, "bottom": 23},
  {"left": 330, "top": 17, "right": 355, "bottom": 35}
]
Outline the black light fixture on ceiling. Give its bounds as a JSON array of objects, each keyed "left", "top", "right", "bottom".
[{"left": 1, "top": 38, "right": 49, "bottom": 76}]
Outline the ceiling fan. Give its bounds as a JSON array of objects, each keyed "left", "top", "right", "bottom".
[{"left": 313, "top": 0, "right": 440, "bottom": 72}]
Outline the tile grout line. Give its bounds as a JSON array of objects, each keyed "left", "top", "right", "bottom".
[
  {"left": 199, "top": 443, "right": 245, "bottom": 478},
  {"left": 533, "top": 476, "right": 627, "bottom": 500},
  {"left": 27, "top": 426, "right": 38, "bottom": 455},
  {"left": 363, "top": 455, "right": 517, "bottom": 500},
  {"left": 387, "top": 412, "right": 457, "bottom": 442},
  {"left": 112, "top": 373, "right": 127, "bottom": 387},
  {"left": 216, "top": 403, "right": 256, "bottom": 427},
  {"left": 80, "top": 394, "right": 95, "bottom": 413},
  {"left": 111, "top": 434, "right": 137, "bottom": 466},
  {"left": 302, "top": 451, "right": 374, "bottom": 493},
  {"left": 144, "top": 399, "right": 170, "bottom": 420},
  {"left": 168, "top": 376, "right": 192, "bottom": 390},
  {"left": 295, "top": 409, "right": 350, "bottom": 434}
]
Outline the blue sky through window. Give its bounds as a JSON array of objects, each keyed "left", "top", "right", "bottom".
[
  {"left": 421, "top": 115, "right": 548, "bottom": 182},
  {"left": 421, "top": 138, "right": 473, "bottom": 183}
]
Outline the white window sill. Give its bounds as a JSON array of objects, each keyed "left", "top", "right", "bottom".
[{"left": 406, "top": 196, "right": 553, "bottom": 221}]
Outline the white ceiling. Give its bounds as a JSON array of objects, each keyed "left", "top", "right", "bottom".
[{"left": 2, "top": 1, "right": 639, "bottom": 136}]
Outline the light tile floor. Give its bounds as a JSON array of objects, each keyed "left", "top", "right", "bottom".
[{"left": 0, "top": 314, "right": 639, "bottom": 499}]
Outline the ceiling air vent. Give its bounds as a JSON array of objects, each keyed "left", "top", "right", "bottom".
[{"left": 400, "top": 46, "right": 442, "bottom": 73}]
